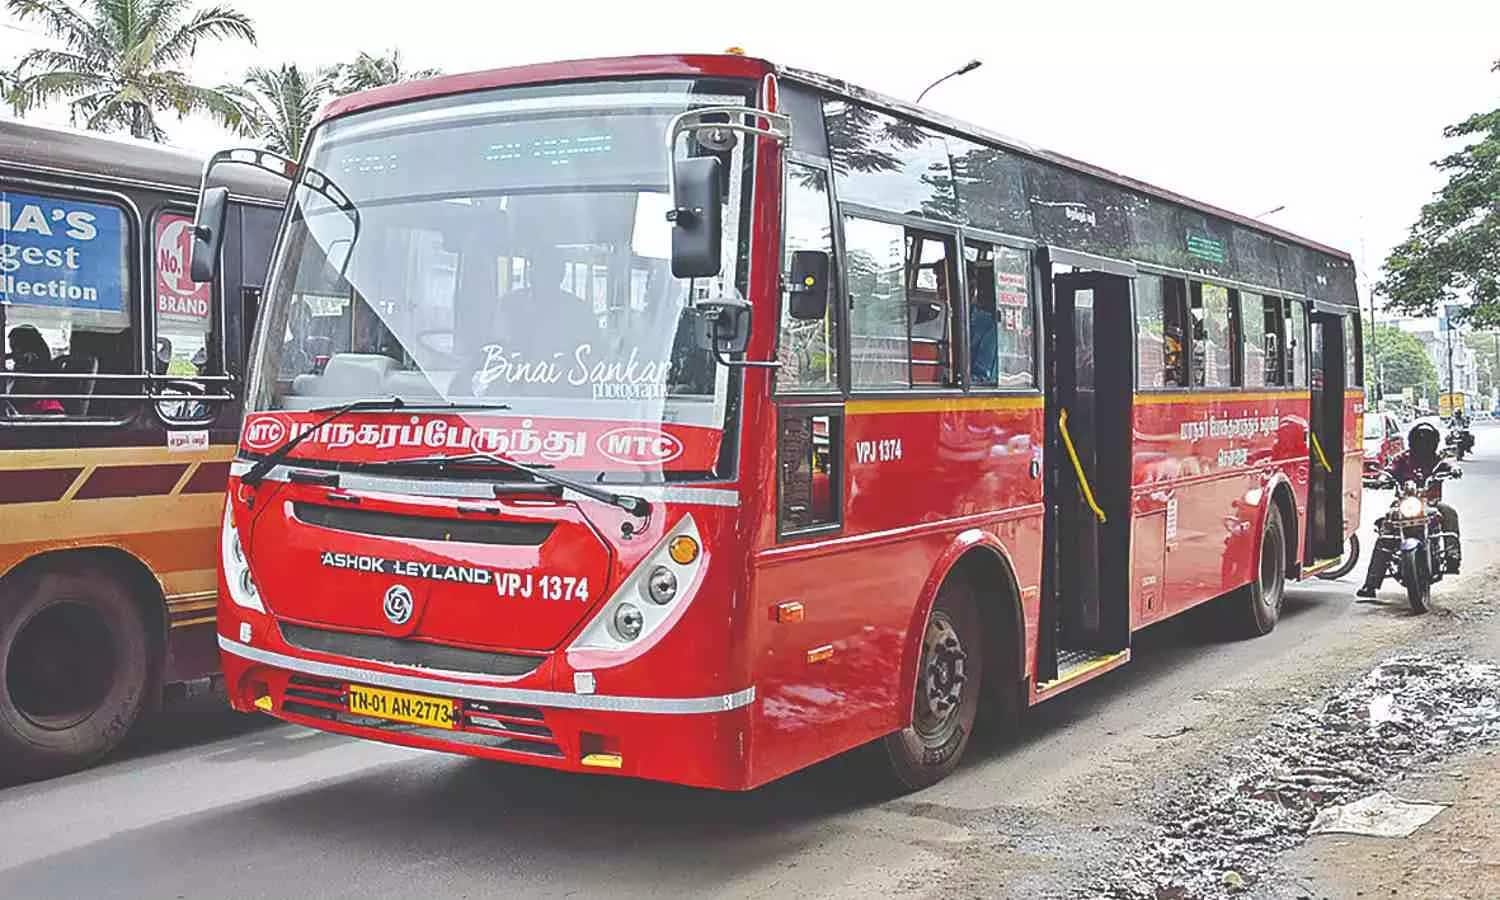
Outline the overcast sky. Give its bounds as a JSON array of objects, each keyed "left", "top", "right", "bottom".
[{"left": 4, "top": 0, "right": 1497, "bottom": 309}]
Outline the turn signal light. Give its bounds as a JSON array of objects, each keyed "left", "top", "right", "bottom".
[
  {"left": 582, "top": 753, "right": 623, "bottom": 769},
  {"left": 253, "top": 695, "right": 273, "bottom": 712},
  {"left": 669, "top": 535, "right": 700, "bottom": 565}
]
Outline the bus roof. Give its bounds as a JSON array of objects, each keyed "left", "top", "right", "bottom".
[
  {"left": 315, "top": 53, "right": 1354, "bottom": 297},
  {"left": 0, "top": 117, "right": 287, "bottom": 205}
]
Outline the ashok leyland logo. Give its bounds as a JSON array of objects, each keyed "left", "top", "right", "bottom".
[{"left": 382, "top": 584, "right": 414, "bottom": 626}]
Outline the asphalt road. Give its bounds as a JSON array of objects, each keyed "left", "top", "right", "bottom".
[{"left": 4, "top": 427, "right": 1499, "bottom": 899}]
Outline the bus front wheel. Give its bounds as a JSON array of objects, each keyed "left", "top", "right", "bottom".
[
  {"left": 880, "top": 580, "right": 984, "bottom": 791},
  {"left": 0, "top": 565, "right": 150, "bottom": 782}
]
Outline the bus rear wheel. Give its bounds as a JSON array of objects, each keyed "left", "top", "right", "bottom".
[
  {"left": 1238, "top": 506, "right": 1287, "bottom": 637},
  {"left": 0, "top": 566, "right": 150, "bottom": 782},
  {"left": 880, "top": 581, "right": 983, "bottom": 791}
]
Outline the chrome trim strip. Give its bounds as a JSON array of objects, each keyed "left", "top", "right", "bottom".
[
  {"left": 227, "top": 462, "right": 742, "bottom": 507},
  {"left": 221, "top": 635, "right": 755, "bottom": 715}
]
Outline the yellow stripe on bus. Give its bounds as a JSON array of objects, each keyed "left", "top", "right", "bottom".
[
  {"left": 1134, "top": 390, "right": 1308, "bottom": 405},
  {"left": 0, "top": 444, "right": 235, "bottom": 471},
  {"left": 847, "top": 395, "right": 1044, "bottom": 415}
]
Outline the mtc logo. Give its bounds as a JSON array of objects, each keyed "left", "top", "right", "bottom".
[
  {"left": 242, "top": 416, "right": 287, "bottom": 451},
  {"left": 597, "top": 427, "right": 683, "bottom": 465}
]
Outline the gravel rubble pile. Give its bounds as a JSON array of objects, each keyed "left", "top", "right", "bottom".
[{"left": 1089, "top": 654, "right": 1500, "bottom": 899}]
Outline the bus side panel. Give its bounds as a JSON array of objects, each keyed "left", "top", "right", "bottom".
[
  {"left": 1343, "top": 391, "right": 1364, "bottom": 542},
  {"left": 1134, "top": 391, "right": 1311, "bottom": 617},
  {"left": 747, "top": 400, "right": 1043, "bottom": 787}
]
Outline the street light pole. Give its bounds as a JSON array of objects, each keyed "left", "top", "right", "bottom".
[{"left": 916, "top": 59, "right": 983, "bottom": 105}]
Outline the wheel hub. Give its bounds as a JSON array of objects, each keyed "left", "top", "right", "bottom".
[{"left": 916, "top": 614, "right": 967, "bottom": 740}]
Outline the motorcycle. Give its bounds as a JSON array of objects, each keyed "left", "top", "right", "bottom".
[
  {"left": 1446, "top": 423, "right": 1475, "bottom": 460},
  {"left": 1370, "top": 463, "right": 1462, "bottom": 613}
]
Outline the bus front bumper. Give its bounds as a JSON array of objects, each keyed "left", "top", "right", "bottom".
[{"left": 218, "top": 634, "right": 756, "bottom": 790}]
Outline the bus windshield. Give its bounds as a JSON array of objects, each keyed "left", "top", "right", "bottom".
[{"left": 248, "top": 78, "right": 754, "bottom": 475}]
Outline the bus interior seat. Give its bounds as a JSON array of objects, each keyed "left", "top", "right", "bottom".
[
  {"left": 291, "top": 353, "right": 396, "bottom": 397},
  {"left": 54, "top": 352, "right": 99, "bottom": 416}
]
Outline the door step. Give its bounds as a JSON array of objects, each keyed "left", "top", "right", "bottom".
[
  {"left": 1302, "top": 557, "right": 1343, "bottom": 578},
  {"left": 1036, "top": 649, "right": 1130, "bottom": 697}
]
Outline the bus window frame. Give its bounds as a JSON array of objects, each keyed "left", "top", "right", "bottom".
[
  {"left": 955, "top": 226, "right": 1041, "bottom": 396},
  {"left": 149, "top": 200, "right": 232, "bottom": 427},
  {"left": 1130, "top": 266, "right": 1192, "bottom": 396},
  {"left": 837, "top": 202, "right": 964, "bottom": 398},
  {"left": 774, "top": 150, "right": 845, "bottom": 401},
  {"left": 0, "top": 174, "right": 144, "bottom": 429}
]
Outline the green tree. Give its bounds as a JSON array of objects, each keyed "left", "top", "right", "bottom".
[
  {"left": 235, "top": 63, "right": 329, "bottom": 159},
  {"left": 330, "top": 49, "right": 438, "bottom": 96},
  {"left": 1379, "top": 60, "right": 1500, "bottom": 326},
  {"left": 1366, "top": 321, "right": 1439, "bottom": 403},
  {"left": 5, "top": 0, "right": 256, "bottom": 141}
]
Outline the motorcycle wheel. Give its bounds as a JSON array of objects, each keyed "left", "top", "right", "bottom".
[
  {"left": 1318, "top": 533, "right": 1361, "bottom": 580},
  {"left": 1399, "top": 547, "right": 1431, "bottom": 614}
]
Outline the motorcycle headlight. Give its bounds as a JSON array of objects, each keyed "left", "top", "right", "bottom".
[
  {"left": 1398, "top": 495, "right": 1425, "bottom": 520},
  {"left": 221, "top": 501, "right": 265, "bottom": 613}
]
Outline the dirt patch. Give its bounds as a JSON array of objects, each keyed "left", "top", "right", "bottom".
[{"left": 1088, "top": 655, "right": 1500, "bottom": 899}]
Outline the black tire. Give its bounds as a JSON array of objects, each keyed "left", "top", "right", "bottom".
[
  {"left": 1400, "top": 548, "right": 1431, "bottom": 614},
  {"left": 1318, "top": 533, "right": 1361, "bottom": 580},
  {"left": 0, "top": 565, "right": 151, "bottom": 781},
  {"left": 1238, "top": 506, "right": 1287, "bottom": 637},
  {"left": 880, "top": 581, "right": 984, "bottom": 791}
]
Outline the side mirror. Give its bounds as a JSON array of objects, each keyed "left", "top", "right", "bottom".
[
  {"left": 669, "top": 156, "right": 723, "bottom": 279},
  {"left": 787, "top": 250, "right": 830, "bottom": 321},
  {"left": 190, "top": 186, "right": 230, "bottom": 283},
  {"left": 694, "top": 298, "right": 752, "bottom": 355}
]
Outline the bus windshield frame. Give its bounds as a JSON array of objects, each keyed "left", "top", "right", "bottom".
[{"left": 246, "top": 76, "right": 759, "bottom": 480}]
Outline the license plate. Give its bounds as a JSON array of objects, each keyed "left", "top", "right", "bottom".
[{"left": 347, "top": 684, "right": 457, "bottom": 730}]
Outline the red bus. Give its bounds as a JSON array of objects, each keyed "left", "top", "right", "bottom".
[{"left": 195, "top": 53, "right": 1363, "bottom": 791}]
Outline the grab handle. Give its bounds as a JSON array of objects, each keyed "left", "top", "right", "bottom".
[
  {"left": 1310, "top": 430, "right": 1333, "bottom": 474},
  {"left": 1059, "top": 408, "right": 1107, "bottom": 524}
]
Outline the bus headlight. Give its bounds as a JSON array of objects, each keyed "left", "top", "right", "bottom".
[
  {"left": 612, "top": 603, "right": 645, "bottom": 640},
  {"left": 1398, "top": 496, "right": 1425, "bottom": 520},
  {"left": 221, "top": 501, "right": 265, "bottom": 613},
  {"left": 569, "top": 514, "right": 704, "bottom": 653},
  {"left": 645, "top": 566, "right": 678, "bottom": 605}
]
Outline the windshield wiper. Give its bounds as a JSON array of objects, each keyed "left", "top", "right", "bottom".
[
  {"left": 241, "top": 398, "right": 511, "bottom": 487},
  {"left": 367, "top": 451, "right": 649, "bottom": 518}
]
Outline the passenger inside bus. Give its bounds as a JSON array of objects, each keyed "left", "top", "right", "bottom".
[
  {"left": 3, "top": 325, "right": 65, "bottom": 415},
  {"left": 492, "top": 245, "right": 599, "bottom": 356},
  {"left": 968, "top": 260, "right": 999, "bottom": 386}
]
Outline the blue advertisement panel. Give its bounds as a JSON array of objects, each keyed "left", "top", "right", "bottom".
[{"left": 1, "top": 191, "right": 127, "bottom": 314}]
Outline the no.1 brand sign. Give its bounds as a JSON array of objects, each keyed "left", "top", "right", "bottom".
[{"left": 155, "top": 213, "right": 210, "bottom": 321}]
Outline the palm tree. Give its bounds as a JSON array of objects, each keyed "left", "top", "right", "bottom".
[
  {"left": 6, "top": 0, "right": 256, "bottom": 141},
  {"left": 235, "top": 63, "right": 329, "bottom": 159},
  {"left": 331, "top": 49, "right": 439, "bottom": 96}
]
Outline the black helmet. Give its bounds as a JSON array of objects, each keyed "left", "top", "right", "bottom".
[{"left": 1409, "top": 421, "right": 1440, "bottom": 458}]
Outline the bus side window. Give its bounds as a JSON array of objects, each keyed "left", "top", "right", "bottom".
[
  {"left": 777, "top": 164, "right": 838, "bottom": 393},
  {"left": 1190, "top": 282, "right": 1235, "bottom": 388},
  {"left": 2, "top": 189, "right": 134, "bottom": 420},
  {"left": 778, "top": 409, "right": 840, "bottom": 534},
  {"left": 1285, "top": 300, "right": 1309, "bottom": 388},
  {"left": 1133, "top": 274, "right": 1188, "bottom": 388}
]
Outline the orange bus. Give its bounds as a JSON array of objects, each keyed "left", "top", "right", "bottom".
[{"left": 0, "top": 122, "right": 284, "bottom": 780}]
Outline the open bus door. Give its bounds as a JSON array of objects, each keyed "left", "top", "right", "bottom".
[
  {"left": 1306, "top": 306, "right": 1347, "bottom": 565},
  {"left": 1038, "top": 249, "right": 1134, "bottom": 690}
]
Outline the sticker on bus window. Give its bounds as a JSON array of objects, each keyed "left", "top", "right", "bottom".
[
  {"left": 1, "top": 192, "right": 126, "bottom": 313},
  {"left": 155, "top": 213, "right": 211, "bottom": 321}
]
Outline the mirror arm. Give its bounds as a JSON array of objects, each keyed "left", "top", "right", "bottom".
[{"left": 665, "top": 106, "right": 791, "bottom": 216}]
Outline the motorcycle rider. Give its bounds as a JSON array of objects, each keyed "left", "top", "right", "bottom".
[{"left": 1357, "top": 421, "right": 1461, "bottom": 599}]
